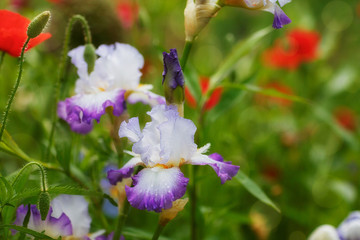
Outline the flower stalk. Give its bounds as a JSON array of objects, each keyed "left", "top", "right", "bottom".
[
  {"left": 46, "top": 14, "right": 92, "bottom": 161},
  {"left": 0, "top": 37, "right": 30, "bottom": 141}
]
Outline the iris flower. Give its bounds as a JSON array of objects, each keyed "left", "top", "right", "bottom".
[
  {"left": 14, "top": 195, "right": 91, "bottom": 239},
  {"left": 58, "top": 43, "right": 165, "bottom": 134},
  {"left": 107, "top": 104, "right": 240, "bottom": 212},
  {"left": 0, "top": 10, "right": 51, "bottom": 57}
]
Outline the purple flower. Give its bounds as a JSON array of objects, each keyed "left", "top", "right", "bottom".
[
  {"left": 338, "top": 211, "right": 360, "bottom": 240},
  {"left": 107, "top": 105, "right": 240, "bottom": 212},
  {"left": 58, "top": 43, "right": 165, "bottom": 134}
]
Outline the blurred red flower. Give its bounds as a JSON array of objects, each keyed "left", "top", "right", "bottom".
[
  {"left": 185, "top": 76, "right": 223, "bottom": 111},
  {"left": 255, "top": 82, "right": 293, "bottom": 107},
  {"left": 0, "top": 10, "right": 51, "bottom": 57},
  {"left": 334, "top": 107, "right": 357, "bottom": 132},
  {"left": 116, "top": 0, "right": 139, "bottom": 29},
  {"left": 263, "top": 29, "right": 320, "bottom": 70}
]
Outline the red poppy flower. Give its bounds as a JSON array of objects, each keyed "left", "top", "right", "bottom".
[
  {"left": 255, "top": 82, "right": 293, "bottom": 107},
  {"left": 0, "top": 10, "right": 51, "bottom": 57},
  {"left": 185, "top": 76, "right": 223, "bottom": 111},
  {"left": 116, "top": 0, "right": 139, "bottom": 29},
  {"left": 263, "top": 28, "right": 320, "bottom": 70},
  {"left": 334, "top": 107, "right": 357, "bottom": 132}
]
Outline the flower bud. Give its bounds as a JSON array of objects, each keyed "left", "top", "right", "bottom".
[
  {"left": 27, "top": 11, "right": 51, "bottom": 39},
  {"left": 162, "top": 49, "right": 185, "bottom": 105},
  {"left": 159, "top": 198, "right": 188, "bottom": 226},
  {"left": 184, "top": 0, "right": 221, "bottom": 41},
  {"left": 83, "top": 44, "right": 97, "bottom": 74},
  {"left": 38, "top": 191, "right": 50, "bottom": 221}
]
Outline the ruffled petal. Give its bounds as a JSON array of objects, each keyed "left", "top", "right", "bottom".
[
  {"left": 126, "top": 167, "right": 189, "bottom": 212},
  {"left": 51, "top": 195, "right": 91, "bottom": 237},
  {"left": 107, "top": 156, "right": 143, "bottom": 185},
  {"left": 308, "top": 225, "right": 340, "bottom": 240},
  {"left": 68, "top": 45, "right": 89, "bottom": 80},
  {"left": 58, "top": 89, "right": 126, "bottom": 134},
  {"left": 119, "top": 117, "right": 142, "bottom": 142},
  {"left": 95, "top": 43, "right": 144, "bottom": 90},
  {"left": 158, "top": 113, "right": 197, "bottom": 165},
  {"left": 188, "top": 147, "right": 240, "bottom": 184}
]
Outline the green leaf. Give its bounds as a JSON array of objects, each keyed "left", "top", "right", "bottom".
[
  {"left": 47, "top": 186, "right": 102, "bottom": 196},
  {"left": 0, "top": 177, "right": 13, "bottom": 203},
  {"left": 209, "top": 26, "right": 273, "bottom": 88},
  {"left": 103, "top": 193, "right": 118, "bottom": 207},
  {"left": 0, "top": 225, "right": 56, "bottom": 239},
  {"left": 235, "top": 170, "right": 280, "bottom": 213}
]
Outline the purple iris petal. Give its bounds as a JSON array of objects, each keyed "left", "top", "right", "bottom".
[
  {"left": 95, "top": 233, "right": 125, "bottom": 240},
  {"left": 208, "top": 153, "right": 240, "bottom": 184},
  {"left": 162, "top": 49, "right": 184, "bottom": 89},
  {"left": 272, "top": 5, "right": 291, "bottom": 29},
  {"left": 107, "top": 167, "right": 134, "bottom": 185},
  {"left": 57, "top": 89, "right": 126, "bottom": 134},
  {"left": 125, "top": 167, "right": 189, "bottom": 212}
]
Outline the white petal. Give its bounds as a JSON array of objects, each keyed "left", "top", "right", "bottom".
[
  {"left": 51, "top": 195, "right": 91, "bottom": 237},
  {"left": 308, "top": 225, "right": 340, "bottom": 240},
  {"left": 119, "top": 117, "right": 142, "bottom": 142}
]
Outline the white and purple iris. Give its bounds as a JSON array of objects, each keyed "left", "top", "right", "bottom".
[
  {"left": 309, "top": 211, "right": 360, "bottom": 240},
  {"left": 13, "top": 195, "right": 91, "bottom": 239},
  {"left": 58, "top": 43, "right": 165, "bottom": 134},
  {"left": 238, "top": 0, "right": 292, "bottom": 29},
  {"left": 107, "top": 104, "right": 240, "bottom": 212}
]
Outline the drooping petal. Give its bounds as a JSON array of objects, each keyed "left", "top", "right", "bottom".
[
  {"left": 158, "top": 114, "right": 197, "bottom": 165},
  {"left": 272, "top": 4, "right": 291, "bottom": 29},
  {"left": 338, "top": 211, "right": 360, "bottom": 240},
  {"left": 107, "top": 156, "right": 144, "bottom": 185},
  {"left": 58, "top": 89, "right": 126, "bottom": 134},
  {"left": 125, "top": 167, "right": 189, "bottom": 212},
  {"left": 308, "top": 225, "right": 340, "bottom": 240},
  {"left": 51, "top": 195, "right": 91, "bottom": 237},
  {"left": 188, "top": 148, "right": 240, "bottom": 184}
]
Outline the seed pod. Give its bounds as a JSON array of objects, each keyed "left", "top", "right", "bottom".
[
  {"left": 38, "top": 191, "right": 51, "bottom": 221},
  {"left": 27, "top": 11, "right": 51, "bottom": 39}
]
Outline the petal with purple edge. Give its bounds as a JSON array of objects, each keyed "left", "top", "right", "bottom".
[
  {"left": 338, "top": 211, "right": 360, "bottom": 240},
  {"left": 188, "top": 149, "right": 240, "bottom": 184},
  {"left": 107, "top": 156, "right": 143, "bottom": 185},
  {"left": 162, "top": 49, "right": 184, "bottom": 89},
  {"left": 126, "top": 167, "right": 189, "bottom": 212},
  {"left": 58, "top": 89, "right": 126, "bottom": 134},
  {"left": 272, "top": 5, "right": 291, "bottom": 29}
]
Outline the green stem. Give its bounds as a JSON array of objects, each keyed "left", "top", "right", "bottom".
[
  {"left": 152, "top": 223, "right": 165, "bottom": 240},
  {"left": 108, "top": 112, "right": 128, "bottom": 167},
  {"left": 0, "top": 51, "right": 5, "bottom": 71},
  {"left": 45, "top": 15, "right": 92, "bottom": 161},
  {"left": 180, "top": 41, "right": 193, "bottom": 70},
  {"left": 0, "top": 38, "right": 30, "bottom": 142},
  {"left": 18, "top": 204, "right": 31, "bottom": 240},
  {"left": 113, "top": 199, "right": 131, "bottom": 240},
  {"left": 189, "top": 164, "right": 197, "bottom": 240},
  {"left": 11, "top": 162, "right": 48, "bottom": 192}
]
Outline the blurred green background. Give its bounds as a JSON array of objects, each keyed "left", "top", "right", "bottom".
[{"left": 1, "top": 0, "right": 360, "bottom": 239}]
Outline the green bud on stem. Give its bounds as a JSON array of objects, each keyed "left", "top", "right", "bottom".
[
  {"left": 84, "top": 44, "right": 97, "bottom": 74},
  {"left": 38, "top": 191, "right": 51, "bottom": 221},
  {"left": 27, "top": 11, "right": 51, "bottom": 39}
]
